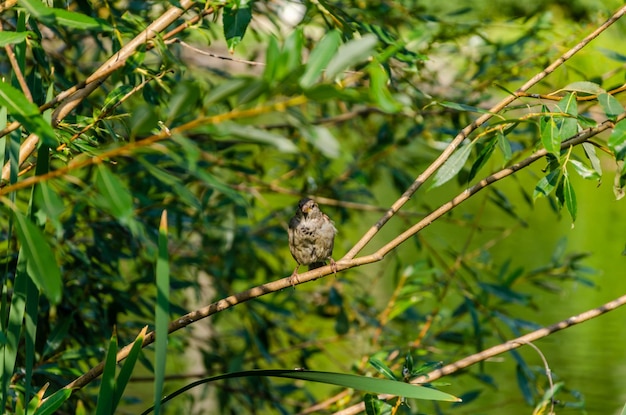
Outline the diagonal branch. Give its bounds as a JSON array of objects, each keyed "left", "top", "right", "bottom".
[
  {"left": 341, "top": 4, "right": 626, "bottom": 261},
  {"left": 333, "top": 292, "right": 626, "bottom": 415},
  {"left": 52, "top": 111, "right": 623, "bottom": 397}
]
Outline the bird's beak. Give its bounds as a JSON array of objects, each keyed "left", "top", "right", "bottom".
[{"left": 301, "top": 205, "right": 310, "bottom": 214}]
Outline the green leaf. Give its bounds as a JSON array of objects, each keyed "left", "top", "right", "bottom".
[
  {"left": 368, "top": 62, "right": 401, "bottom": 113},
  {"left": 101, "top": 84, "right": 133, "bottom": 113},
  {"left": 430, "top": 142, "right": 474, "bottom": 189},
  {"left": 167, "top": 81, "right": 200, "bottom": 124},
  {"left": 217, "top": 122, "right": 298, "bottom": 153},
  {"left": 369, "top": 358, "right": 397, "bottom": 381},
  {"left": 129, "top": 104, "right": 159, "bottom": 137},
  {"left": 13, "top": 211, "right": 62, "bottom": 304},
  {"left": 568, "top": 159, "right": 599, "bottom": 180},
  {"left": 608, "top": 121, "right": 626, "bottom": 161},
  {"left": 0, "top": 81, "right": 57, "bottom": 145},
  {"left": 280, "top": 28, "right": 304, "bottom": 76},
  {"left": 299, "top": 125, "right": 340, "bottom": 158},
  {"left": 95, "top": 332, "right": 118, "bottom": 415},
  {"left": 223, "top": 4, "right": 252, "bottom": 52},
  {"left": 112, "top": 328, "right": 146, "bottom": 410},
  {"left": 141, "top": 369, "right": 460, "bottom": 413},
  {"left": 439, "top": 101, "right": 491, "bottom": 114},
  {"left": 50, "top": 9, "right": 110, "bottom": 30},
  {"left": 468, "top": 135, "right": 497, "bottom": 182},
  {"left": 599, "top": 93, "right": 624, "bottom": 118},
  {"left": 204, "top": 77, "right": 251, "bottom": 105},
  {"left": 582, "top": 142, "right": 602, "bottom": 177},
  {"left": 300, "top": 30, "right": 342, "bottom": 89},
  {"left": 556, "top": 92, "right": 578, "bottom": 139},
  {"left": 364, "top": 394, "right": 393, "bottom": 415},
  {"left": 325, "top": 34, "right": 378, "bottom": 80},
  {"left": 540, "top": 110, "right": 559, "bottom": 155},
  {"left": 559, "top": 81, "right": 605, "bottom": 95},
  {"left": 533, "top": 168, "right": 561, "bottom": 200},
  {"left": 33, "top": 389, "right": 72, "bottom": 415},
  {"left": 263, "top": 36, "right": 280, "bottom": 83},
  {"left": 497, "top": 131, "right": 512, "bottom": 163},
  {"left": 154, "top": 212, "right": 170, "bottom": 415},
  {"left": 16, "top": 0, "right": 51, "bottom": 18},
  {"left": 0, "top": 31, "right": 30, "bottom": 47},
  {"left": 94, "top": 164, "right": 134, "bottom": 220},
  {"left": 563, "top": 173, "right": 577, "bottom": 222}
]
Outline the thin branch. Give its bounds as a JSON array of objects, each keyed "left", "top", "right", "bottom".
[
  {"left": 333, "top": 292, "right": 626, "bottom": 415},
  {"left": 340, "top": 4, "right": 626, "bottom": 261},
  {"left": 50, "top": 112, "right": 622, "bottom": 397}
]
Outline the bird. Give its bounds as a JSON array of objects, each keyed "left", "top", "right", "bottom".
[{"left": 288, "top": 198, "right": 337, "bottom": 284}]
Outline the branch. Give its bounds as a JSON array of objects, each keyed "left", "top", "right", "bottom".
[
  {"left": 340, "top": 4, "right": 626, "bottom": 261},
  {"left": 333, "top": 292, "right": 626, "bottom": 415},
  {"left": 0, "top": 0, "right": 199, "bottom": 183}
]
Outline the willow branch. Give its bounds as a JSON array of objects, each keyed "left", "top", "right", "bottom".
[
  {"left": 333, "top": 292, "right": 626, "bottom": 415},
  {"left": 341, "top": 4, "right": 626, "bottom": 261},
  {"left": 53, "top": 110, "right": 623, "bottom": 397}
]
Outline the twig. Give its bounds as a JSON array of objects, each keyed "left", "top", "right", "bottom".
[
  {"left": 333, "top": 292, "right": 626, "bottom": 415},
  {"left": 340, "top": 3, "right": 626, "bottom": 261},
  {"left": 51, "top": 112, "right": 622, "bottom": 396}
]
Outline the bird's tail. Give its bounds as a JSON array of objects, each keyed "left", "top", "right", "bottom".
[{"left": 308, "top": 262, "right": 326, "bottom": 270}]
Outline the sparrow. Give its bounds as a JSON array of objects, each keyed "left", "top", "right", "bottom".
[{"left": 288, "top": 198, "right": 337, "bottom": 284}]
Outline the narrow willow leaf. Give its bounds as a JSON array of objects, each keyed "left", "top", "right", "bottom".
[
  {"left": 0, "top": 31, "right": 30, "bottom": 47},
  {"left": 430, "top": 142, "right": 474, "bottom": 189},
  {"left": 540, "top": 112, "right": 559, "bottom": 155},
  {"left": 563, "top": 174, "right": 577, "bottom": 222},
  {"left": 154, "top": 211, "right": 170, "bottom": 415},
  {"left": 280, "top": 28, "right": 304, "bottom": 76},
  {"left": 13, "top": 211, "right": 62, "bottom": 304},
  {"left": 223, "top": 4, "right": 252, "bottom": 52},
  {"left": 0, "top": 81, "right": 57, "bottom": 145},
  {"left": 33, "top": 388, "right": 72, "bottom": 415},
  {"left": 599, "top": 93, "right": 624, "bottom": 118},
  {"left": 263, "top": 36, "right": 280, "bottom": 83},
  {"left": 167, "top": 81, "right": 199, "bottom": 123},
  {"left": 582, "top": 142, "right": 602, "bottom": 177},
  {"left": 112, "top": 327, "right": 148, "bottom": 410},
  {"left": 533, "top": 169, "right": 561, "bottom": 200},
  {"left": 300, "top": 30, "right": 342, "bottom": 88},
  {"left": 559, "top": 81, "right": 605, "bottom": 95},
  {"left": 497, "top": 130, "right": 512, "bottom": 163},
  {"left": 368, "top": 358, "right": 397, "bottom": 381},
  {"left": 94, "top": 164, "right": 134, "bottom": 220},
  {"left": 613, "top": 161, "right": 626, "bottom": 200},
  {"left": 556, "top": 92, "right": 578, "bottom": 139},
  {"left": 299, "top": 125, "right": 340, "bottom": 158},
  {"left": 439, "top": 101, "right": 491, "bottom": 114},
  {"left": 204, "top": 77, "right": 250, "bottom": 105},
  {"left": 50, "top": 9, "right": 110, "bottom": 30},
  {"left": 217, "top": 122, "right": 298, "bottom": 153},
  {"left": 95, "top": 332, "right": 118, "bottom": 415},
  {"left": 325, "top": 34, "right": 378, "bottom": 80},
  {"left": 368, "top": 62, "right": 401, "bottom": 113},
  {"left": 468, "top": 135, "right": 497, "bottom": 182},
  {"left": 141, "top": 369, "right": 460, "bottom": 414},
  {"left": 568, "top": 159, "right": 600, "bottom": 180},
  {"left": 608, "top": 121, "right": 626, "bottom": 161}
]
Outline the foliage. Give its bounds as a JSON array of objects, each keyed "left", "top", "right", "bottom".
[{"left": 1, "top": 1, "right": 625, "bottom": 414}]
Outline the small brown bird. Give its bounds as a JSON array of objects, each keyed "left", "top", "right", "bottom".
[{"left": 288, "top": 198, "right": 337, "bottom": 284}]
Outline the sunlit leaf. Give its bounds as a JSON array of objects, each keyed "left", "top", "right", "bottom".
[
  {"left": 369, "top": 358, "right": 397, "bottom": 381},
  {"left": 223, "top": 3, "right": 252, "bottom": 52},
  {"left": 0, "top": 81, "right": 57, "bottom": 145},
  {"left": 559, "top": 81, "right": 605, "bottom": 96},
  {"left": 568, "top": 159, "right": 599, "bottom": 180},
  {"left": 217, "top": 122, "right": 298, "bottom": 153},
  {"left": 468, "top": 135, "right": 497, "bottom": 181},
  {"left": 439, "top": 101, "right": 491, "bottom": 114},
  {"left": 325, "top": 34, "right": 378, "bottom": 80},
  {"left": 556, "top": 92, "right": 578, "bottom": 139},
  {"left": 430, "top": 142, "right": 474, "bottom": 189},
  {"left": 582, "top": 142, "right": 602, "bottom": 177},
  {"left": 540, "top": 111, "right": 559, "bottom": 155},
  {"left": 368, "top": 62, "right": 401, "bottom": 113},
  {"left": 167, "top": 81, "right": 200, "bottom": 123},
  {"left": 13, "top": 211, "right": 62, "bottom": 304},
  {"left": 497, "top": 131, "right": 512, "bottom": 163},
  {"left": 533, "top": 169, "right": 561, "bottom": 199},
  {"left": 0, "top": 31, "right": 30, "bottom": 47},
  {"left": 608, "top": 121, "right": 626, "bottom": 161},
  {"left": 300, "top": 30, "right": 342, "bottom": 88},
  {"left": 563, "top": 173, "right": 577, "bottom": 222},
  {"left": 94, "top": 164, "right": 134, "bottom": 220},
  {"left": 598, "top": 93, "right": 624, "bottom": 118},
  {"left": 299, "top": 125, "right": 340, "bottom": 158}
]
